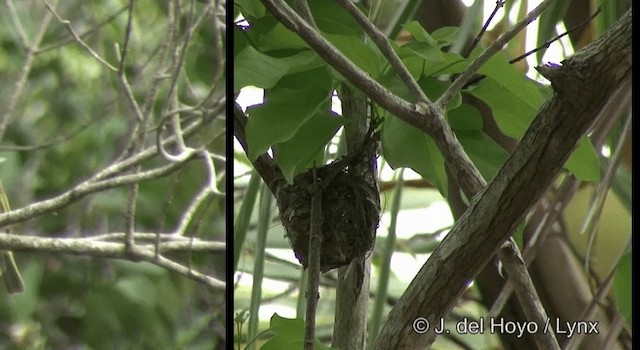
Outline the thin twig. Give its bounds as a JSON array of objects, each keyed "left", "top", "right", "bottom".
[
  {"left": 174, "top": 183, "right": 214, "bottom": 236},
  {"left": 334, "top": 0, "right": 429, "bottom": 104},
  {"left": 464, "top": 0, "right": 505, "bottom": 58},
  {"left": 37, "top": 5, "right": 129, "bottom": 53},
  {"left": 42, "top": 0, "right": 118, "bottom": 71},
  {"left": 498, "top": 240, "right": 560, "bottom": 350},
  {"left": 114, "top": 1, "right": 145, "bottom": 123},
  {"left": 563, "top": 263, "right": 617, "bottom": 350},
  {"left": 509, "top": 6, "right": 602, "bottom": 65},
  {"left": 5, "top": 0, "right": 29, "bottom": 47},
  {"left": 0, "top": 1, "right": 56, "bottom": 140},
  {"left": 304, "top": 167, "right": 323, "bottom": 350},
  {"left": 583, "top": 108, "right": 631, "bottom": 270},
  {"left": 437, "top": 0, "right": 556, "bottom": 109}
]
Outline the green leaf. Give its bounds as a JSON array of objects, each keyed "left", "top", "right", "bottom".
[
  {"left": 536, "top": 0, "right": 570, "bottom": 63},
  {"left": 245, "top": 87, "right": 329, "bottom": 160},
  {"left": 447, "top": 103, "right": 483, "bottom": 131},
  {"left": 115, "top": 275, "right": 158, "bottom": 308},
  {"left": 381, "top": 116, "right": 447, "bottom": 196},
  {"left": 448, "top": 103, "right": 508, "bottom": 182},
  {"left": 310, "top": 0, "right": 363, "bottom": 36},
  {"left": 261, "top": 314, "right": 332, "bottom": 350},
  {"left": 325, "top": 33, "right": 383, "bottom": 78},
  {"left": 249, "top": 17, "right": 309, "bottom": 52},
  {"left": 403, "top": 41, "right": 446, "bottom": 63},
  {"left": 457, "top": 131, "right": 508, "bottom": 182},
  {"left": 275, "top": 110, "right": 344, "bottom": 183},
  {"left": 397, "top": 47, "right": 468, "bottom": 78},
  {"left": 419, "top": 77, "right": 461, "bottom": 110},
  {"left": 422, "top": 52, "right": 468, "bottom": 76},
  {"left": 276, "top": 65, "right": 332, "bottom": 90},
  {"left": 431, "top": 26, "right": 461, "bottom": 46},
  {"left": 234, "top": 46, "right": 290, "bottom": 91},
  {"left": 402, "top": 21, "right": 437, "bottom": 46},
  {"left": 468, "top": 77, "right": 537, "bottom": 138},
  {"left": 234, "top": 0, "right": 266, "bottom": 19},
  {"left": 613, "top": 252, "right": 631, "bottom": 324},
  {"left": 235, "top": 48, "right": 324, "bottom": 92},
  {"left": 564, "top": 136, "right": 600, "bottom": 181},
  {"left": 269, "top": 313, "right": 304, "bottom": 335},
  {"left": 477, "top": 51, "right": 544, "bottom": 111}
]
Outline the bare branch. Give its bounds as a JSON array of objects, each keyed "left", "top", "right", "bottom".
[
  {"left": 0, "top": 232, "right": 225, "bottom": 290},
  {"left": 0, "top": 1, "right": 55, "bottom": 140},
  {"left": 42, "top": 0, "right": 118, "bottom": 71},
  {"left": 498, "top": 240, "right": 560, "bottom": 350}
]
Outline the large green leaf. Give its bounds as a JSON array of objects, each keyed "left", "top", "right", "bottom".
[
  {"left": 234, "top": 46, "right": 290, "bottom": 91},
  {"left": 235, "top": 47, "right": 324, "bottom": 92},
  {"left": 477, "top": 51, "right": 545, "bottom": 112},
  {"left": 468, "top": 77, "right": 537, "bottom": 139},
  {"left": 309, "top": 0, "right": 363, "bottom": 36},
  {"left": 564, "top": 136, "right": 600, "bottom": 181},
  {"left": 324, "top": 33, "right": 384, "bottom": 78},
  {"left": 234, "top": 0, "right": 266, "bottom": 19},
  {"left": 245, "top": 87, "right": 329, "bottom": 160},
  {"left": 448, "top": 104, "right": 508, "bottom": 182},
  {"left": 457, "top": 131, "right": 509, "bottom": 183},
  {"left": 447, "top": 103, "right": 483, "bottom": 132},
  {"left": 261, "top": 314, "right": 332, "bottom": 350},
  {"left": 247, "top": 16, "right": 309, "bottom": 52},
  {"left": 275, "top": 110, "right": 344, "bottom": 183},
  {"left": 381, "top": 116, "right": 447, "bottom": 196}
]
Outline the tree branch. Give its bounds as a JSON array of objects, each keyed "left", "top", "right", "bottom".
[
  {"left": 0, "top": 232, "right": 225, "bottom": 291},
  {"left": 373, "top": 9, "right": 631, "bottom": 348}
]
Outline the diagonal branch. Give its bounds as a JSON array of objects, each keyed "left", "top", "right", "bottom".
[
  {"left": 437, "top": 0, "right": 556, "bottom": 108},
  {"left": 373, "top": 9, "right": 631, "bottom": 348},
  {"left": 334, "top": 0, "right": 429, "bottom": 104}
]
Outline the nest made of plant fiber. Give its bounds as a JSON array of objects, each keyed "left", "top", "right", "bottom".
[{"left": 275, "top": 157, "right": 380, "bottom": 273}]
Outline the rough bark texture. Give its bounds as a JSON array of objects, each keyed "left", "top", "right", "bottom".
[{"left": 372, "top": 9, "right": 631, "bottom": 349}]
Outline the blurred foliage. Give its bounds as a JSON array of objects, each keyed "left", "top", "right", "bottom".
[{"left": 0, "top": 1, "right": 225, "bottom": 349}]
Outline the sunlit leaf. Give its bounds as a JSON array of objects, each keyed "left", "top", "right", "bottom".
[
  {"left": 275, "top": 110, "right": 344, "bottom": 183},
  {"left": 564, "top": 136, "right": 600, "bottom": 181},
  {"left": 245, "top": 87, "right": 330, "bottom": 160}
]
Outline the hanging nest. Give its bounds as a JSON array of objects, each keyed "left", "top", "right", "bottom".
[{"left": 274, "top": 136, "right": 380, "bottom": 273}]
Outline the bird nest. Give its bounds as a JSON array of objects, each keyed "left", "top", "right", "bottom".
[{"left": 275, "top": 142, "right": 380, "bottom": 273}]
